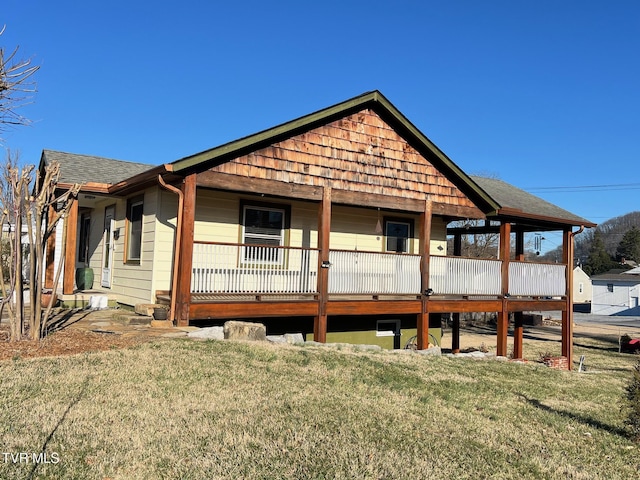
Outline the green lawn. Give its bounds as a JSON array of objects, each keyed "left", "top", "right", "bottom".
[{"left": 0, "top": 336, "right": 638, "bottom": 479}]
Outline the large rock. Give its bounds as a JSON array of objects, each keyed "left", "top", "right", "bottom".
[
  {"left": 187, "top": 326, "right": 224, "bottom": 340},
  {"left": 223, "top": 321, "right": 266, "bottom": 341}
]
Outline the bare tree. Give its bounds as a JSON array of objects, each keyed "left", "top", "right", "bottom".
[
  {"left": 0, "top": 152, "right": 79, "bottom": 341},
  {"left": 0, "top": 27, "right": 81, "bottom": 340},
  {"left": 0, "top": 25, "right": 40, "bottom": 140}
]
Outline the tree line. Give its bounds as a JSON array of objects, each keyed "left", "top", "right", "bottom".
[{"left": 541, "top": 211, "right": 640, "bottom": 276}]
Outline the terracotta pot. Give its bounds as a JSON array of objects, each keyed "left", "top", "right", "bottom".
[{"left": 41, "top": 292, "right": 57, "bottom": 308}]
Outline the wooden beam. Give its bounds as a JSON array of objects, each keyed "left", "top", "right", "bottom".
[
  {"left": 314, "top": 186, "right": 331, "bottom": 343},
  {"left": 562, "top": 229, "right": 574, "bottom": 369},
  {"left": 196, "top": 170, "right": 485, "bottom": 219},
  {"left": 417, "top": 199, "right": 433, "bottom": 350},
  {"left": 327, "top": 299, "right": 421, "bottom": 315},
  {"left": 45, "top": 206, "right": 56, "bottom": 289},
  {"left": 452, "top": 233, "right": 462, "bottom": 353},
  {"left": 63, "top": 200, "right": 78, "bottom": 294},
  {"left": 190, "top": 301, "right": 318, "bottom": 319},
  {"left": 496, "top": 222, "right": 511, "bottom": 357},
  {"left": 513, "top": 312, "right": 523, "bottom": 359},
  {"left": 507, "top": 299, "right": 566, "bottom": 312},
  {"left": 451, "top": 313, "right": 460, "bottom": 354},
  {"left": 175, "top": 174, "right": 196, "bottom": 326},
  {"left": 497, "top": 299, "right": 509, "bottom": 357},
  {"left": 513, "top": 231, "right": 525, "bottom": 359},
  {"left": 427, "top": 299, "right": 503, "bottom": 313},
  {"left": 196, "top": 170, "right": 323, "bottom": 202}
]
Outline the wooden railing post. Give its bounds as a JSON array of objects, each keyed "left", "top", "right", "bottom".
[
  {"left": 175, "top": 173, "right": 196, "bottom": 326},
  {"left": 496, "top": 222, "right": 511, "bottom": 357},
  {"left": 314, "top": 186, "right": 331, "bottom": 343},
  {"left": 417, "top": 199, "right": 432, "bottom": 350}
]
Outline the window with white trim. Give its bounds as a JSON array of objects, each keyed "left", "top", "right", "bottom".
[
  {"left": 242, "top": 205, "right": 285, "bottom": 263},
  {"left": 126, "top": 196, "right": 144, "bottom": 263}
]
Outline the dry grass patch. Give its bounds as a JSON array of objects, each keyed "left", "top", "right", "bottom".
[{"left": 0, "top": 338, "right": 639, "bottom": 479}]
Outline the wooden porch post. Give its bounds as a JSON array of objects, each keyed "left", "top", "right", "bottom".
[
  {"left": 45, "top": 205, "right": 56, "bottom": 289},
  {"left": 63, "top": 199, "right": 78, "bottom": 294},
  {"left": 562, "top": 229, "right": 574, "bottom": 369},
  {"left": 497, "top": 222, "right": 511, "bottom": 357},
  {"left": 451, "top": 233, "right": 462, "bottom": 353},
  {"left": 417, "top": 199, "right": 432, "bottom": 350},
  {"left": 512, "top": 230, "right": 525, "bottom": 359},
  {"left": 314, "top": 186, "right": 331, "bottom": 343},
  {"left": 175, "top": 173, "right": 196, "bottom": 327}
]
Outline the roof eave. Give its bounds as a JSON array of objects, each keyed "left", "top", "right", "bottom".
[
  {"left": 494, "top": 207, "right": 597, "bottom": 229},
  {"left": 108, "top": 164, "right": 171, "bottom": 195}
]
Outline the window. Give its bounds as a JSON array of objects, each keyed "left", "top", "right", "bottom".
[
  {"left": 376, "top": 319, "right": 400, "bottom": 337},
  {"left": 241, "top": 202, "right": 288, "bottom": 263},
  {"left": 78, "top": 213, "right": 91, "bottom": 263},
  {"left": 607, "top": 283, "right": 614, "bottom": 293},
  {"left": 376, "top": 319, "right": 401, "bottom": 349},
  {"left": 126, "top": 196, "right": 144, "bottom": 263},
  {"left": 578, "top": 282, "right": 584, "bottom": 294},
  {"left": 384, "top": 218, "right": 413, "bottom": 253}
]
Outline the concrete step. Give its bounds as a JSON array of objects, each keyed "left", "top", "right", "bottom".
[{"left": 111, "top": 312, "right": 153, "bottom": 326}]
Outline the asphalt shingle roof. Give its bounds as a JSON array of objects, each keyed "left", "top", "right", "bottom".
[
  {"left": 42, "top": 150, "right": 155, "bottom": 185},
  {"left": 471, "top": 176, "right": 593, "bottom": 226}
]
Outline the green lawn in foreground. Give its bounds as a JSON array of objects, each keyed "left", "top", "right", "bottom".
[{"left": 0, "top": 337, "right": 638, "bottom": 479}]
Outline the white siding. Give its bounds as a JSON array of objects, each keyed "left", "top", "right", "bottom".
[
  {"left": 151, "top": 189, "right": 178, "bottom": 295},
  {"left": 592, "top": 280, "right": 640, "bottom": 315},
  {"left": 573, "top": 266, "right": 592, "bottom": 303}
]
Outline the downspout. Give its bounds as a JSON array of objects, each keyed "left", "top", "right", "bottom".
[
  {"left": 158, "top": 174, "right": 183, "bottom": 324},
  {"left": 572, "top": 225, "right": 585, "bottom": 238}
]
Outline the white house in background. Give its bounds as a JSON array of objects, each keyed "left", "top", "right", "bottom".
[
  {"left": 591, "top": 267, "right": 640, "bottom": 316},
  {"left": 573, "top": 266, "right": 592, "bottom": 305}
]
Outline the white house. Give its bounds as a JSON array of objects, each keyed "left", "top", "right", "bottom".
[
  {"left": 573, "top": 266, "right": 592, "bottom": 305},
  {"left": 591, "top": 267, "right": 640, "bottom": 316}
]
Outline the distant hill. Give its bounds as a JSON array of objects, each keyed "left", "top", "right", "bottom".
[{"left": 540, "top": 211, "right": 640, "bottom": 264}]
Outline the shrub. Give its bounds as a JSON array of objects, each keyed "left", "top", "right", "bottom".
[{"left": 624, "top": 361, "right": 640, "bottom": 441}]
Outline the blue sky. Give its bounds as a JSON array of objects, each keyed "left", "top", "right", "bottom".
[{"left": 2, "top": 1, "right": 639, "bottom": 252}]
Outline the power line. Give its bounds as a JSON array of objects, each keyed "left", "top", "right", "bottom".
[{"left": 524, "top": 182, "right": 640, "bottom": 193}]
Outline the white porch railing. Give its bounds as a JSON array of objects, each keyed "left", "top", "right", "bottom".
[
  {"left": 190, "top": 242, "right": 568, "bottom": 298},
  {"left": 328, "top": 250, "right": 421, "bottom": 294},
  {"left": 429, "top": 256, "right": 502, "bottom": 295},
  {"left": 509, "top": 262, "right": 566, "bottom": 296},
  {"left": 191, "top": 242, "right": 318, "bottom": 294}
]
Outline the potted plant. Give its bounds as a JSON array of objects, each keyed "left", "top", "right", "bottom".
[{"left": 41, "top": 288, "right": 57, "bottom": 308}]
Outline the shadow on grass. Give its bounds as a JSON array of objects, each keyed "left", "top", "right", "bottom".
[
  {"left": 27, "top": 376, "right": 91, "bottom": 480},
  {"left": 520, "top": 394, "right": 629, "bottom": 439}
]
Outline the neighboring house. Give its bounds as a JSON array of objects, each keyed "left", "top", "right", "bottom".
[
  {"left": 573, "top": 266, "right": 592, "bottom": 305},
  {"left": 591, "top": 267, "right": 640, "bottom": 316},
  {"left": 41, "top": 91, "right": 595, "bottom": 366}
]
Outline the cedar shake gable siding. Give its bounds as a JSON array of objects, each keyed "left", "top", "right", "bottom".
[
  {"left": 171, "top": 90, "right": 498, "bottom": 217},
  {"left": 198, "top": 110, "right": 483, "bottom": 217}
]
